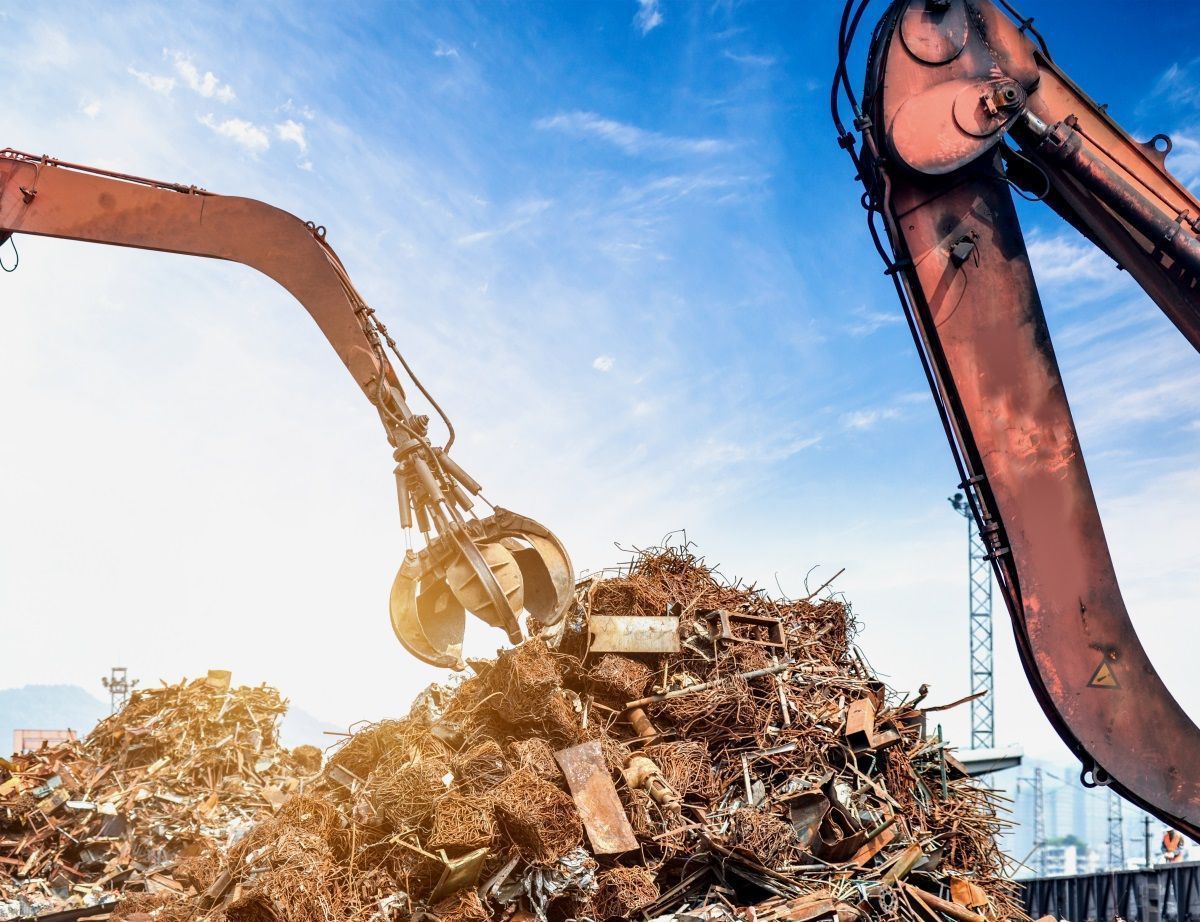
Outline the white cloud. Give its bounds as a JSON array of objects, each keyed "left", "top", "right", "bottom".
[
  {"left": 1053, "top": 301, "right": 1144, "bottom": 352},
  {"left": 79, "top": 99, "right": 101, "bottom": 118},
  {"left": 280, "top": 99, "right": 316, "bottom": 121},
  {"left": 1146, "top": 60, "right": 1200, "bottom": 113},
  {"left": 274, "top": 119, "right": 308, "bottom": 153},
  {"left": 846, "top": 307, "right": 901, "bottom": 337},
  {"left": 170, "top": 51, "right": 235, "bottom": 103},
  {"left": 592, "top": 354, "right": 614, "bottom": 372},
  {"left": 456, "top": 198, "right": 552, "bottom": 246},
  {"left": 1167, "top": 131, "right": 1200, "bottom": 188},
  {"left": 127, "top": 66, "right": 174, "bottom": 96},
  {"left": 694, "top": 433, "right": 820, "bottom": 467},
  {"left": 199, "top": 114, "right": 270, "bottom": 153},
  {"left": 1154, "top": 62, "right": 1187, "bottom": 101},
  {"left": 633, "top": 0, "right": 663, "bottom": 35},
  {"left": 1026, "top": 232, "right": 1119, "bottom": 286},
  {"left": 841, "top": 406, "right": 903, "bottom": 431},
  {"left": 723, "top": 50, "right": 775, "bottom": 67},
  {"left": 1063, "top": 323, "right": 1200, "bottom": 440},
  {"left": 434, "top": 40, "right": 460, "bottom": 59},
  {"left": 536, "top": 111, "right": 727, "bottom": 157}
]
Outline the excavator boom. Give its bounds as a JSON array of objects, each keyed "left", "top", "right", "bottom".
[
  {"left": 0, "top": 148, "right": 573, "bottom": 669},
  {"left": 837, "top": 1, "right": 1200, "bottom": 837}
]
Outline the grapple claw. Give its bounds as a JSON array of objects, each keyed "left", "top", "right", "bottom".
[
  {"left": 474, "top": 509, "right": 574, "bottom": 627},
  {"left": 389, "top": 509, "right": 574, "bottom": 670},
  {"left": 446, "top": 537, "right": 524, "bottom": 638},
  {"left": 389, "top": 553, "right": 467, "bottom": 671}
]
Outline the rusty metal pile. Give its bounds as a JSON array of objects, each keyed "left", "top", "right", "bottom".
[
  {"left": 0, "top": 672, "right": 318, "bottom": 919},
  {"left": 105, "top": 547, "right": 1023, "bottom": 922}
]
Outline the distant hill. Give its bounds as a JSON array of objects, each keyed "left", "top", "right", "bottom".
[
  {"left": 0, "top": 684, "right": 108, "bottom": 756},
  {"left": 0, "top": 684, "right": 339, "bottom": 756},
  {"left": 278, "top": 703, "right": 342, "bottom": 752}
]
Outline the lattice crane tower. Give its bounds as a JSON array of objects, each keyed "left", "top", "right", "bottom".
[{"left": 949, "top": 492, "right": 995, "bottom": 750}]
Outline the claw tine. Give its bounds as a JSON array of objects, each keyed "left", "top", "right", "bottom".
[
  {"left": 389, "top": 554, "right": 467, "bottom": 670},
  {"left": 511, "top": 533, "right": 573, "bottom": 626}
]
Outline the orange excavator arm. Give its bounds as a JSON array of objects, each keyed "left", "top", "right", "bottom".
[
  {"left": 0, "top": 149, "right": 572, "bottom": 670},
  {"left": 837, "top": 1, "right": 1200, "bottom": 837}
]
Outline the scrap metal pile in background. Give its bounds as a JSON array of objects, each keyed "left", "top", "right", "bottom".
[
  {"left": 0, "top": 673, "right": 320, "bottom": 918},
  {"left": 100, "top": 547, "right": 1024, "bottom": 922}
]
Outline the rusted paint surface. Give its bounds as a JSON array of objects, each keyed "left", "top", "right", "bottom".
[
  {"left": 589, "top": 614, "right": 681, "bottom": 653},
  {"left": 554, "top": 741, "right": 638, "bottom": 855},
  {"left": 856, "top": 0, "right": 1200, "bottom": 837}
]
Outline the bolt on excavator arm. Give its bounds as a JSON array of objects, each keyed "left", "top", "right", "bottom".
[
  {"left": 0, "top": 149, "right": 573, "bottom": 669},
  {"left": 838, "top": 0, "right": 1200, "bottom": 837}
]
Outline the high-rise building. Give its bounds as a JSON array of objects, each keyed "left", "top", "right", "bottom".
[{"left": 1002, "top": 758, "right": 1162, "bottom": 875}]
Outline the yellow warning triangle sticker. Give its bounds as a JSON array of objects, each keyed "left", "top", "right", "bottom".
[{"left": 1089, "top": 661, "right": 1119, "bottom": 689}]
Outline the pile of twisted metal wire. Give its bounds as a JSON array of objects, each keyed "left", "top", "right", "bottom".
[
  {"left": 0, "top": 674, "right": 320, "bottom": 919},
  {"left": 68, "top": 547, "right": 1025, "bottom": 922}
]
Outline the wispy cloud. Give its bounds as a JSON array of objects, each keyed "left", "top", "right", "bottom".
[
  {"left": 539, "top": 166, "right": 765, "bottom": 268},
  {"left": 434, "top": 40, "right": 460, "bottom": 59},
  {"left": 841, "top": 406, "right": 903, "bottom": 431},
  {"left": 536, "top": 111, "right": 728, "bottom": 157},
  {"left": 128, "top": 66, "right": 174, "bottom": 96},
  {"left": 1144, "top": 59, "right": 1200, "bottom": 113},
  {"left": 1063, "top": 322, "right": 1200, "bottom": 439},
  {"left": 456, "top": 198, "right": 553, "bottom": 245},
  {"left": 280, "top": 98, "right": 316, "bottom": 121},
  {"left": 199, "top": 114, "right": 270, "bottom": 153},
  {"left": 274, "top": 119, "right": 308, "bottom": 153},
  {"left": 1166, "top": 131, "right": 1200, "bottom": 187},
  {"left": 79, "top": 99, "right": 101, "bottom": 119},
  {"left": 694, "top": 433, "right": 820, "bottom": 467},
  {"left": 723, "top": 50, "right": 775, "bottom": 67},
  {"left": 1026, "top": 232, "right": 1121, "bottom": 289},
  {"left": 130, "top": 52, "right": 235, "bottom": 103},
  {"left": 1053, "top": 299, "right": 1147, "bottom": 353},
  {"left": 840, "top": 392, "right": 925, "bottom": 431},
  {"left": 1136, "top": 61, "right": 1200, "bottom": 191},
  {"left": 633, "top": 0, "right": 663, "bottom": 35},
  {"left": 846, "top": 307, "right": 901, "bottom": 337},
  {"left": 170, "top": 51, "right": 235, "bottom": 103},
  {"left": 615, "top": 171, "right": 754, "bottom": 210},
  {"left": 592, "top": 355, "right": 615, "bottom": 372}
]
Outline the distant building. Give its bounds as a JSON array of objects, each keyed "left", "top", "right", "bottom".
[
  {"left": 12, "top": 728, "right": 76, "bottom": 754},
  {"left": 1042, "top": 843, "right": 1077, "bottom": 876},
  {"left": 1000, "top": 757, "right": 1158, "bottom": 876}
]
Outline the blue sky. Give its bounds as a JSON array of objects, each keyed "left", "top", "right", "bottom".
[{"left": 4, "top": 0, "right": 1200, "bottom": 768}]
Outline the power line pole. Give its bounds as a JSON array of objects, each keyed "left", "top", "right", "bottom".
[
  {"left": 101, "top": 666, "right": 138, "bottom": 714},
  {"left": 1108, "top": 789, "right": 1126, "bottom": 870},
  {"left": 949, "top": 492, "right": 995, "bottom": 749},
  {"left": 1033, "top": 767, "right": 1047, "bottom": 875},
  {"left": 1018, "top": 768, "right": 1048, "bottom": 875}
]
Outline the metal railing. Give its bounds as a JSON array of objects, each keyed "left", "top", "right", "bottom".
[{"left": 1021, "top": 863, "right": 1200, "bottom": 922}]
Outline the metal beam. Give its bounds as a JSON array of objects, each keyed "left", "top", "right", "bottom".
[{"left": 1022, "top": 861, "right": 1200, "bottom": 922}]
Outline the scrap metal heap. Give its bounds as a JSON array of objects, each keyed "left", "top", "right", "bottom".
[
  {"left": 0, "top": 673, "right": 319, "bottom": 918},
  {"left": 106, "top": 547, "right": 1023, "bottom": 922}
]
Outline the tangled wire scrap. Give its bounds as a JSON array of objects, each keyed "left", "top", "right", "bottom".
[{"left": 104, "top": 545, "right": 1026, "bottom": 922}]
